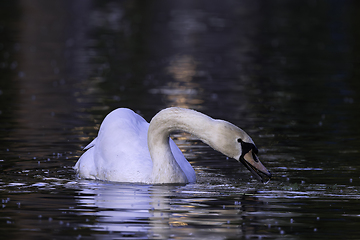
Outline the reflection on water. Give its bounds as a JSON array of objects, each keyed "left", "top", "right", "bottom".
[
  {"left": 149, "top": 54, "right": 203, "bottom": 108},
  {"left": 75, "top": 182, "right": 258, "bottom": 239},
  {"left": 2, "top": 175, "right": 360, "bottom": 239},
  {"left": 1, "top": 0, "right": 360, "bottom": 239}
]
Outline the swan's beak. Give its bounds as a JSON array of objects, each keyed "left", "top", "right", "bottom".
[{"left": 240, "top": 149, "right": 272, "bottom": 183}]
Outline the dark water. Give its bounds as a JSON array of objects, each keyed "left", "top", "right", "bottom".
[{"left": 1, "top": 1, "right": 360, "bottom": 239}]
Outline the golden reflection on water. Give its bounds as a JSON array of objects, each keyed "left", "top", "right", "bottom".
[
  {"left": 149, "top": 54, "right": 204, "bottom": 109},
  {"left": 167, "top": 55, "right": 197, "bottom": 83}
]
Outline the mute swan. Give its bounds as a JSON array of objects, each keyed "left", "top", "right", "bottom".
[{"left": 74, "top": 107, "right": 271, "bottom": 184}]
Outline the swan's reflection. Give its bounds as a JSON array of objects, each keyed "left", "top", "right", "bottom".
[
  {"left": 76, "top": 182, "right": 175, "bottom": 238},
  {"left": 75, "top": 181, "right": 273, "bottom": 239}
]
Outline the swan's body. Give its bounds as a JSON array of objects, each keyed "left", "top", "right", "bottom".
[{"left": 75, "top": 107, "right": 271, "bottom": 184}]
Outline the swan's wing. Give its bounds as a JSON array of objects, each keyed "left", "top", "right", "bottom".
[
  {"left": 170, "top": 139, "right": 196, "bottom": 183},
  {"left": 84, "top": 138, "right": 97, "bottom": 150}
]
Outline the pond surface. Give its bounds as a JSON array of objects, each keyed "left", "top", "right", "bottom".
[{"left": 1, "top": 1, "right": 360, "bottom": 239}]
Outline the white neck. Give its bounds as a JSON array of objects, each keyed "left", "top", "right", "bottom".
[{"left": 148, "top": 108, "right": 215, "bottom": 183}]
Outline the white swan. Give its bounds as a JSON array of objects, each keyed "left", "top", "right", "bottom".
[{"left": 74, "top": 107, "right": 271, "bottom": 184}]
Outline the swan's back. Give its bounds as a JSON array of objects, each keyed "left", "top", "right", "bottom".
[
  {"left": 75, "top": 108, "right": 195, "bottom": 183},
  {"left": 76, "top": 108, "right": 153, "bottom": 182}
]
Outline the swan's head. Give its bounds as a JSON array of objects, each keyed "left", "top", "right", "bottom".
[{"left": 212, "top": 120, "right": 272, "bottom": 183}]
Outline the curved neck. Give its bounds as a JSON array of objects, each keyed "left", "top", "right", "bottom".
[{"left": 148, "top": 108, "right": 215, "bottom": 183}]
